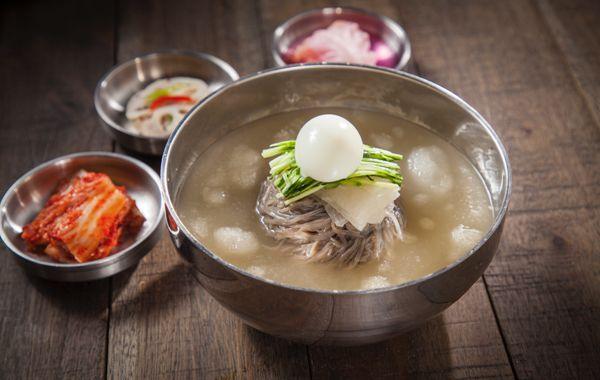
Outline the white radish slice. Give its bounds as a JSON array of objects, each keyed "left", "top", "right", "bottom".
[
  {"left": 148, "top": 105, "right": 186, "bottom": 135},
  {"left": 294, "top": 114, "right": 363, "bottom": 182},
  {"left": 167, "top": 77, "right": 209, "bottom": 99},
  {"left": 125, "top": 106, "right": 151, "bottom": 120},
  {"left": 125, "top": 76, "right": 209, "bottom": 137},
  {"left": 317, "top": 182, "right": 400, "bottom": 231}
]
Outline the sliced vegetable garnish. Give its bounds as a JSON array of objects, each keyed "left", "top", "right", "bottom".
[
  {"left": 145, "top": 88, "right": 171, "bottom": 103},
  {"left": 149, "top": 95, "right": 194, "bottom": 110},
  {"left": 262, "top": 140, "right": 403, "bottom": 204},
  {"left": 145, "top": 83, "right": 190, "bottom": 103}
]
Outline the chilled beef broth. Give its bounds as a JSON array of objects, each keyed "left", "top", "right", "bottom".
[{"left": 177, "top": 108, "right": 494, "bottom": 291}]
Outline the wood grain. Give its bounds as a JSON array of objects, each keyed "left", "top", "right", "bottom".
[
  {"left": 308, "top": 281, "right": 513, "bottom": 379},
  {"left": 395, "top": 0, "right": 600, "bottom": 378},
  {"left": 107, "top": 238, "right": 310, "bottom": 379},
  {"left": 398, "top": 0, "right": 600, "bottom": 213},
  {"left": 487, "top": 209, "right": 599, "bottom": 379},
  {"left": 117, "top": 0, "right": 266, "bottom": 76},
  {"left": 537, "top": 0, "right": 600, "bottom": 128},
  {"left": 0, "top": 0, "right": 115, "bottom": 378},
  {"left": 107, "top": 1, "right": 310, "bottom": 378}
]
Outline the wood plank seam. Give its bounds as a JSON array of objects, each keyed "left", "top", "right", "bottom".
[
  {"left": 409, "top": 28, "right": 518, "bottom": 380},
  {"left": 0, "top": 0, "right": 117, "bottom": 377},
  {"left": 253, "top": 1, "right": 271, "bottom": 68},
  {"left": 305, "top": 346, "right": 314, "bottom": 380},
  {"left": 509, "top": 204, "right": 600, "bottom": 215},
  {"left": 482, "top": 275, "right": 519, "bottom": 379},
  {"left": 106, "top": 1, "right": 119, "bottom": 379},
  {"left": 104, "top": 279, "right": 113, "bottom": 380},
  {"left": 254, "top": 3, "right": 315, "bottom": 377},
  {"left": 532, "top": 0, "right": 600, "bottom": 132},
  {"left": 106, "top": 2, "right": 313, "bottom": 378}
]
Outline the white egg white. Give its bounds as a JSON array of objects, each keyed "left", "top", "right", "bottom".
[{"left": 294, "top": 114, "right": 363, "bottom": 182}]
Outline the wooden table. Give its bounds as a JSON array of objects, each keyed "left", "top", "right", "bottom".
[{"left": 1, "top": 1, "right": 598, "bottom": 378}]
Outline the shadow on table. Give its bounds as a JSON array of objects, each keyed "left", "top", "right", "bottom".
[
  {"left": 243, "top": 313, "right": 451, "bottom": 378},
  {"left": 26, "top": 262, "right": 138, "bottom": 316},
  {"left": 115, "top": 146, "right": 162, "bottom": 173},
  {"left": 103, "top": 255, "right": 452, "bottom": 378},
  {"left": 110, "top": 260, "right": 195, "bottom": 320}
]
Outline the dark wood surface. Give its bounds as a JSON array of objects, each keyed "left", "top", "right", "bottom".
[{"left": 1, "top": 0, "right": 598, "bottom": 379}]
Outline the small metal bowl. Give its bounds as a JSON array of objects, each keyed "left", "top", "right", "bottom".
[
  {"left": 272, "top": 7, "right": 411, "bottom": 70},
  {"left": 0, "top": 152, "right": 164, "bottom": 282},
  {"left": 94, "top": 51, "right": 239, "bottom": 156}
]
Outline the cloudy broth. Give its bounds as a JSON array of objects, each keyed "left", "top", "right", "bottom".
[{"left": 177, "top": 108, "right": 494, "bottom": 291}]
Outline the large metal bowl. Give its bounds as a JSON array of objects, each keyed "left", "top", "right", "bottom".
[
  {"left": 94, "top": 51, "right": 239, "bottom": 155},
  {"left": 0, "top": 152, "right": 164, "bottom": 281},
  {"left": 162, "top": 64, "right": 511, "bottom": 345}
]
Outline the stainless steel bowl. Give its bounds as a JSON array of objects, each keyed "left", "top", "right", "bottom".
[
  {"left": 272, "top": 7, "right": 411, "bottom": 70},
  {"left": 94, "top": 51, "right": 239, "bottom": 155},
  {"left": 0, "top": 152, "right": 164, "bottom": 281},
  {"left": 162, "top": 64, "right": 511, "bottom": 345}
]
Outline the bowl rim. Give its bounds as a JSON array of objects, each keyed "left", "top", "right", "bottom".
[
  {"left": 93, "top": 50, "right": 240, "bottom": 143},
  {"left": 161, "top": 63, "right": 512, "bottom": 295},
  {"left": 271, "top": 6, "right": 412, "bottom": 71},
  {"left": 0, "top": 151, "right": 165, "bottom": 270}
]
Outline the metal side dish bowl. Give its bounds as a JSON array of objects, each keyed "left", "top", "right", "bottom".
[
  {"left": 162, "top": 64, "right": 511, "bottom": 345},
  {"left": 272, "top": 7, "right": 411, "bottom": 70},
  {"left": 94, "top": 51, "right": 239, "bottom": 156},
  {"left": 0, "top": 152, "right": 164, "bottom": 281}
]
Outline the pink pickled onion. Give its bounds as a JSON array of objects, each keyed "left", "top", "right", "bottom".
[{"left": 291, "top": 21, "right": 378, "bottom": 65}]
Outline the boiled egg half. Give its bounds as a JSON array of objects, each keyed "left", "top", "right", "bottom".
[{"left": 294, "top": 114, "right": 363, "bottom": 182}]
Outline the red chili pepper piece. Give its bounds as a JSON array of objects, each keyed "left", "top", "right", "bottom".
[{"left": 150, "top": 95, "right": 194, "bottom": 110}]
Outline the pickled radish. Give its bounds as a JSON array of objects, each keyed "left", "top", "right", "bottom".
[{"left": 317, "top": 183, "right": 400, "bottom": 231}]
